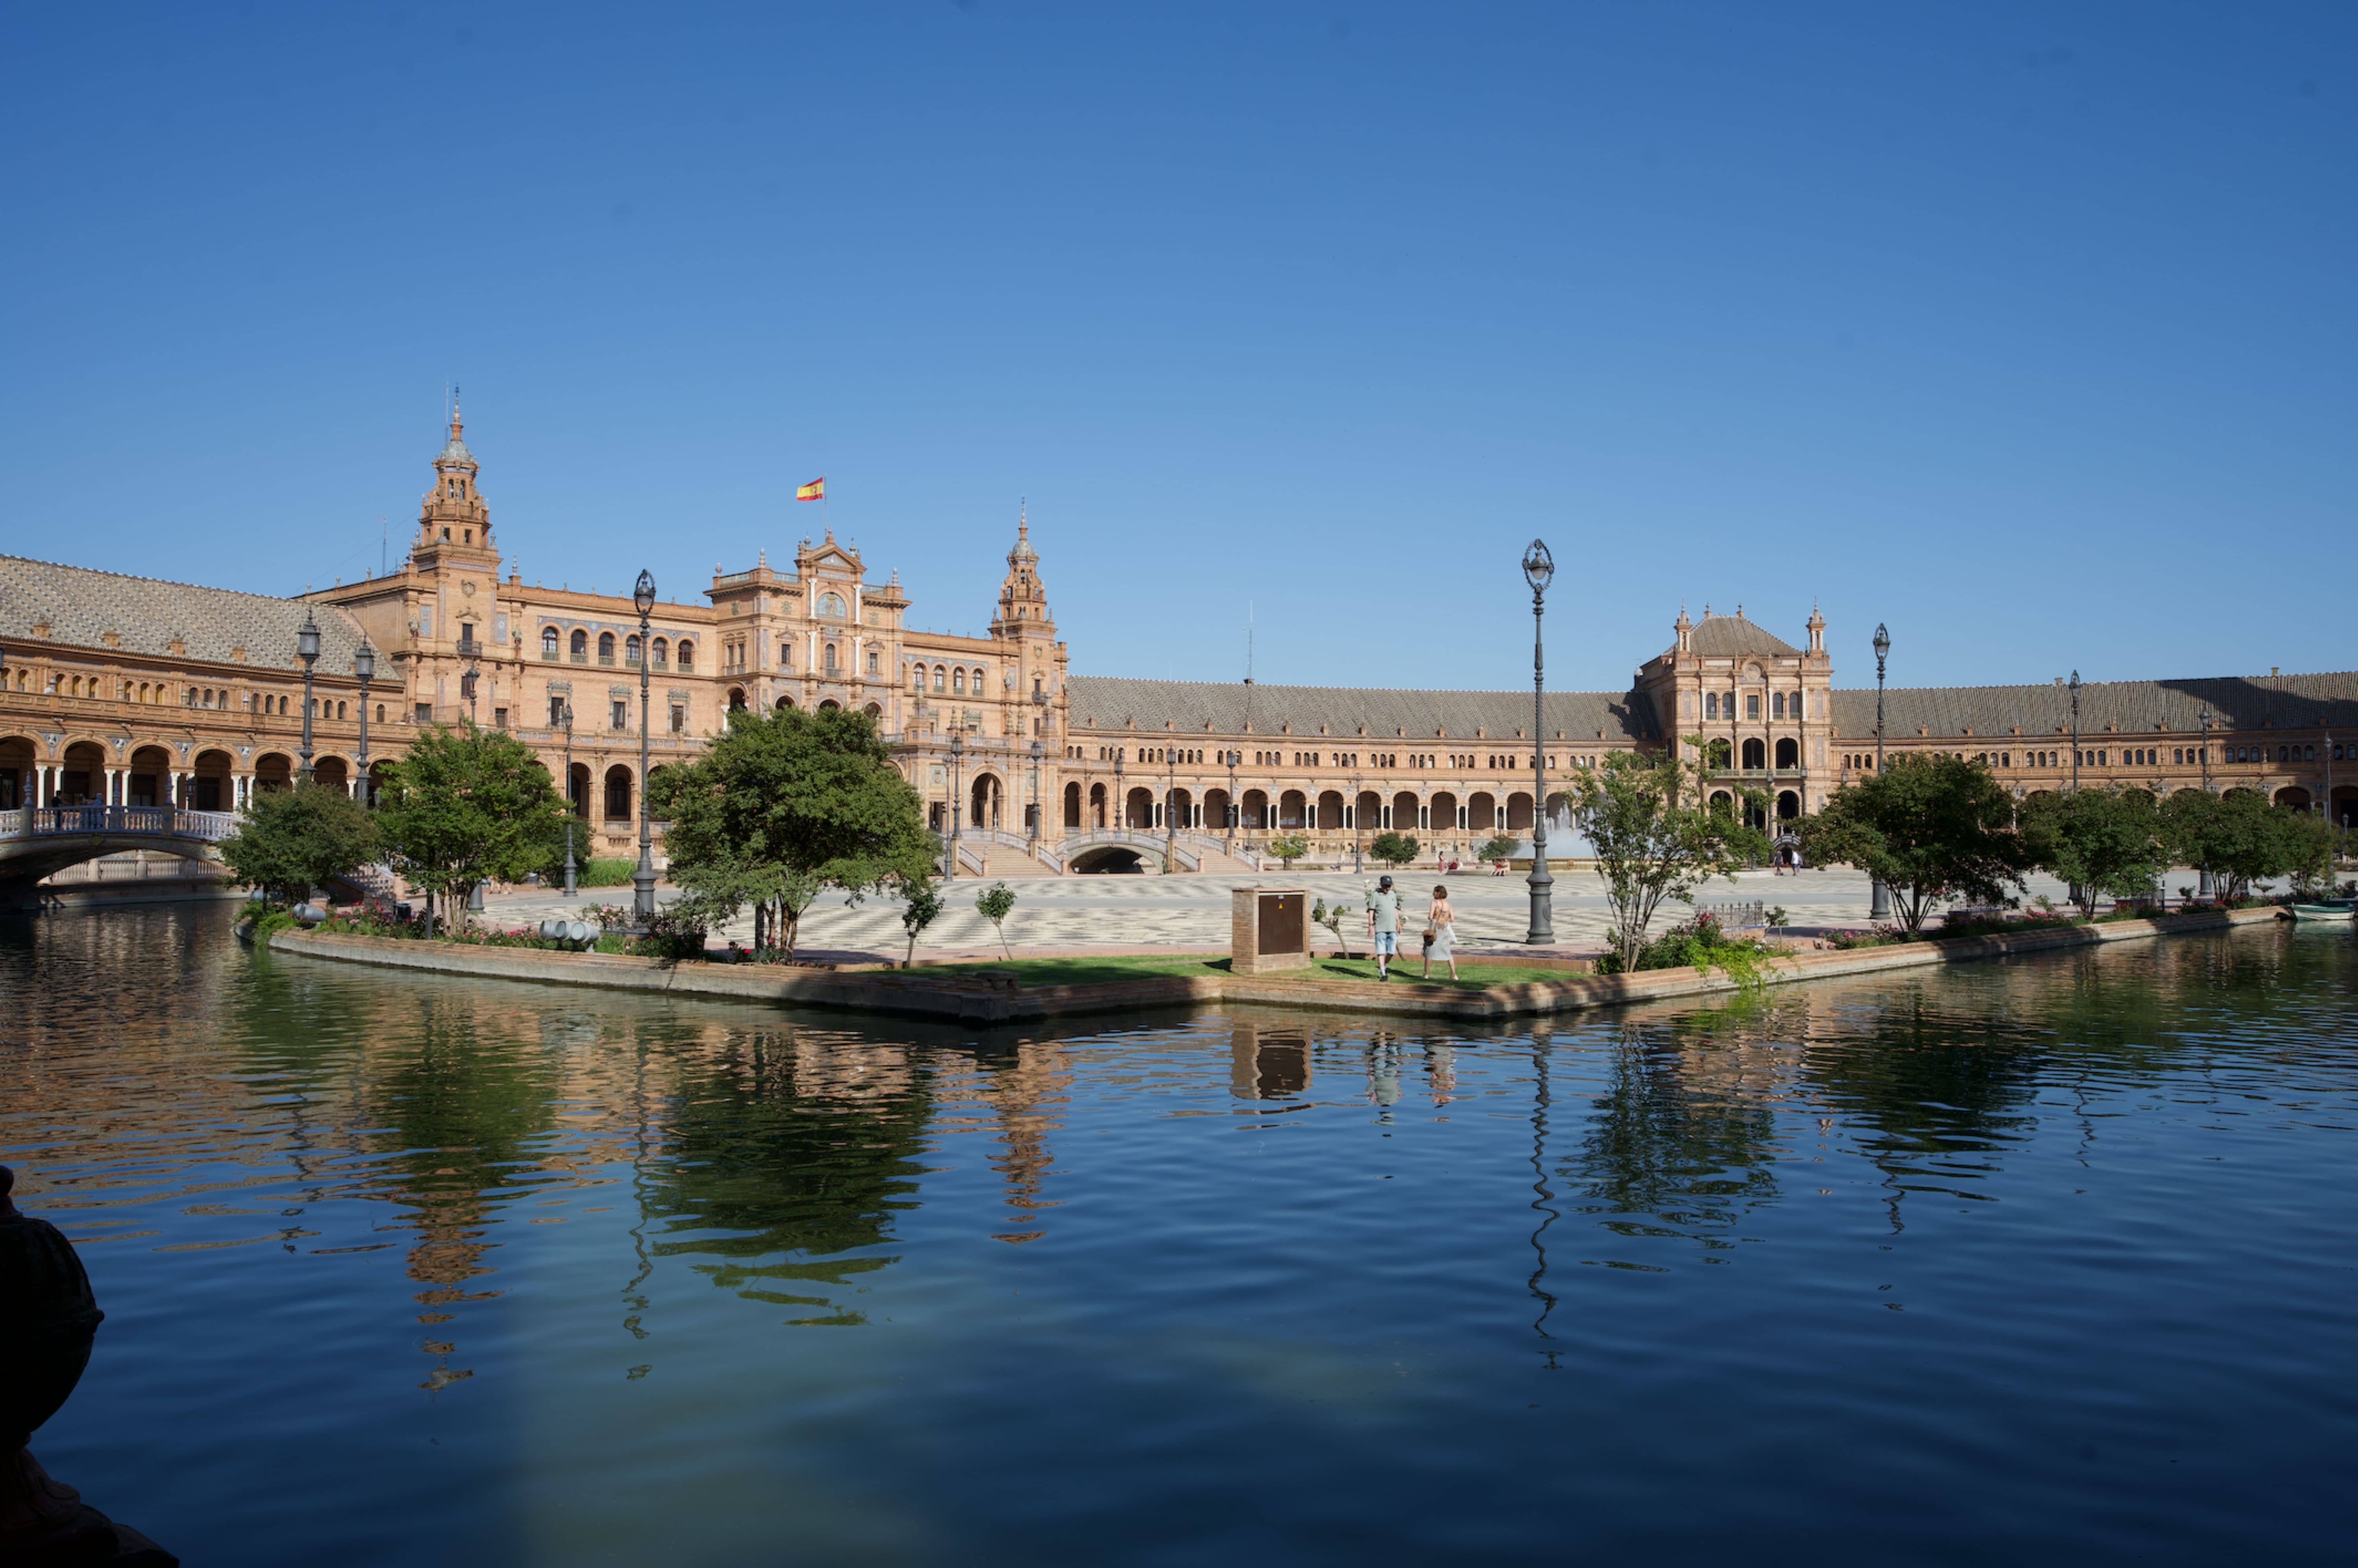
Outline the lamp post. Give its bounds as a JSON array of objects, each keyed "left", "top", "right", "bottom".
[
  {"left": 561, "top": 700, "right": 578, "bottom": 898},
  {"left": 948, "top": 729, "right": 965, "bottom": 879},
  {"left": 1030, "top": 689, "right": 1047, "bottom": 842},
  {"left": 1521, "top": 539, "right": 1555, "bottom": 945},
  {"left": 1350, "top": 769, "right": 1363, "bottom": 873},
  {"left": 1226, "top": 748, "right": 1240, "bottom": 847},
  {"left": 1113, "top": 747, "right": 1125, "bottom": 836},
  {"left": 457, "top": 617, "right": 483, "bottom": 727},
  {"left": 296, "top": 609, "right": 321, "bottom": 784},
  {"left": 1165, "top": 740, "right": 1177, "bottom": 867},
  {"left": 2069, "top": 670, "right": 2082, "bottom": 793},
  {"left": 630, "top": 570, "right": 657, "bottom": 925},
  {"left": 1870, "top": 622, "right": 1891, "bottom": 922},
  {"left": 2196, "top": 706, "right": 2214, "bottom": 898},
  {"left": 354, "top": 639, "right": 375, "bottom": 803},
  {"left": 1, "top": 643, "right": 22, "bottom": 832}
]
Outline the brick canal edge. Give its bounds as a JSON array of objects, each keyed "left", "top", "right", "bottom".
[{"left": 266, "top": 906, "right": 2288, "bottom": 1026}]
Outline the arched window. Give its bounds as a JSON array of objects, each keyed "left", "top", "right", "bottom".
[
  {"left": 597, "top": 632, "right": 615, "bottom": 663},
  {"left": 652, "top": 637, "right": 668, "bottom": 666},
  {"left": 953, "top": 668, "right": 965, "bottom": 693},
  {"left": 570, "top": 628, "right": 588, "bottom": 659},
  {"left": 933, "top": 666, "right": 946, "bottom": 692},
  {"left": 625, "top": 634, "right": 642, "bottom": 665},
  {"left": 910, "top": 666, "right": 922, "bottom": 690},
  {"left": 825, "top": 643, "right": 838, "bottom": 670},
  {"left": 819, "top": 592, "right": 846, "bottom": 617},
  {"left": 1705, "top": 692, "right": 1719, "bottom": 720},
  {"left": 542, "top": 626, "right": 559, "bottom": 657},
  {"left": 675, "top": 640, "right": 694, "bottom": 671}
]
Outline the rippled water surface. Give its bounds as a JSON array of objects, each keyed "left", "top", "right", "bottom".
[{"left": 6, "top": 909, "right": 2356, "bottom": 1565}]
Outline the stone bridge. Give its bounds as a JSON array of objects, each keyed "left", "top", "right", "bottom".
[
  {"left": 0, "top": 806, "right": 239, "bottom": 896},
  {"left": 1057, "top": 828, "right": 1208, "bottom": 874}
]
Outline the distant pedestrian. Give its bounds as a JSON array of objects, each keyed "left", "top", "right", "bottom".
[
  {"left": 1423, "top": 883, "right": 1459, "bottom": 980},
  {"left": 1365, "top": 874, "right": 1402, "bottom": 980}
]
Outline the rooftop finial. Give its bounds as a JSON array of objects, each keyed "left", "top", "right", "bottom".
[{"left": 450, "top": 382, "right": 461, "bottom": 437}]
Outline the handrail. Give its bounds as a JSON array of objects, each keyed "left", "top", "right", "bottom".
[{"left": 17, "top": 806, "right": 239, "bottom": 842}]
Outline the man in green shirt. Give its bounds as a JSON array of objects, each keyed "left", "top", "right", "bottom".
[{"left": 1364, "top": 874, "right": 1402, "bottom": 981}]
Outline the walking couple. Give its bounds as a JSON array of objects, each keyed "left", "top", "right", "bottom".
[{"left": 1364, "top": 876, "right": 1460, "bottom": 982}]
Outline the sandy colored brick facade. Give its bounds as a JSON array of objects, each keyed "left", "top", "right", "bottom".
[{"left": 7, "top": 413, "right": 2358, "bottom": 873}]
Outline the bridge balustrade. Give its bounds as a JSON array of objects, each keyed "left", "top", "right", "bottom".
[{"left": 18, "top": 806, "right": 240, "bottom": 841}]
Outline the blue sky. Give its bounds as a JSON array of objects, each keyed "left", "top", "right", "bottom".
[{"left": 4, "top": 3, "right": 2350, "bottom": 694}]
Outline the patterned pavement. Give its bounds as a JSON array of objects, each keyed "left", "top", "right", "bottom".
[{"left": 476, "top": 865, "right": 2124, "bottom": 962}]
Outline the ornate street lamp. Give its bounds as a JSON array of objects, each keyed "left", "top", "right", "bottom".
[
  {"left": 1165, "top": 740, "right": 1178, "bottom": 867},
  {"left": 1030, "top": 735, "right": 1045, "bottom": 842},
  {"left": 561, "top": 700, "right": 578, "bottom": 899},
  {"left": 354, "top": 639, "right": 375, "bottom": 803},
  {"left": 945, "top": 728, "right": 965, "bottom": 878},
  {"left": 1870, "top": 622, "right": 1891, "bottom": 922},
  {"left": 2069, "top": 670, "right": 2083, "bottom": 793},
  {"left": 1350, "top": 769, "right": 1363, "bottom": 873},
  {"left": 2197, "top": 705, "right": 2214, "bottom": 898},
  {"left": 1226, "top": 748, "right": 1240, "bottom": 846},
  {"left": 296, "top": 608, "right": 322, "bottom": 785},
  {"left": 1030, "top": 687, "right": 1047, "bottom": 842},
  {"left": 631, "top": 570, "right": 658, "bottom": 924},
  {"left": 1522, "top": 539, "right": 1555, "bottom": 944}
]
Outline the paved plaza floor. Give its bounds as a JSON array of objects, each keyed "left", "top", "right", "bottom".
[{"left": 476, "top": 864, "right": 2175, "bottom": 964}]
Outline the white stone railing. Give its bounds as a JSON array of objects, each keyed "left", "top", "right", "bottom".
[{"left": 13, "top": 806, "right": 239, "bottom": 842}]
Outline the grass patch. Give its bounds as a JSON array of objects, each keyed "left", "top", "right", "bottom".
[
  {"left": 919, "top": 955, "right": 1234, "bottom": 987},
  {"left": 916, "top": 952, "right": 1594, "bottom": 991},
  {"left": 1304, "top": 957, "right": 1591, "bottom": 990}
]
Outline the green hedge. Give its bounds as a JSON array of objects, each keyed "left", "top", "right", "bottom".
[{"left": 573, "top": 857, "right": 640, "bottom": 887}]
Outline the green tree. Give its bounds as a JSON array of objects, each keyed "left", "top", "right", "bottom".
[
  {"left": 1309, "top": 896, "right": 1354, "bottom": 957},
  {"left": 2162, "top": 789, "right": 2304, "bottom": 900},
  {"left": 1477, "top": 833, "right": 1520, "bottom": 863},
  {"left": 375, "top": 723, "right": 567, "bottom": 932},
  {"left": 2281, "top": 811, "right": 2346, "bottom": 898},
  {"left": 2021, "top": 788, "right": 2163, "bottom": 917},
  {"left": 1265, "top": 833, "right": 1309, "bottom": 870},
  {"left": 897, "top": 874, "right": 944, "bottom": 967},
  {"left": 1799, "top": 754, "right": 2028, "bottom": 933},
  {"left": 1573, "top": 748, "right": 1768, "bottom": 971},
  {"left": 648, "top": 706, "right": 938, "bottom": 946},
  {"left": 1368, "top": 830, "right": 1420, "bottom": 868},
  {"left": 217, "top": 782, "right": 380, "bottom": 906},
  {"left": 974, "top": 881, "right": 1017, "bottom": 960}
]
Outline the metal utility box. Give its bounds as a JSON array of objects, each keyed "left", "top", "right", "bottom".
[{"left": 1231, "top": 886, "right": 1309, "bottom": 975}]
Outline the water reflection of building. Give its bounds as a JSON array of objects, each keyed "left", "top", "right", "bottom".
[{"left": 974, "top": 1040, "right": 1072, "bottom": 1245}]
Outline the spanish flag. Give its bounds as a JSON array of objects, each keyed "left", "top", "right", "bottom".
[{"left": 795, "top": 477, "right": 826, "bottom": 502}]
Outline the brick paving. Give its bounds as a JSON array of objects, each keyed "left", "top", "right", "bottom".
[{"left": 473, "top": 865, "right": 2125, "bottom": 964}]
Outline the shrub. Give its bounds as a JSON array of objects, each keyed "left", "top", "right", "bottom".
[
  {"left": 1596, "top": 911, "right": 1778, "bottom": 990},
  {"left": 573, "top": 857, "right": 641, "bottom": 887}
]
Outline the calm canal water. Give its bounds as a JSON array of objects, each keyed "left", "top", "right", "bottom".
[{"left": 4, "top": 909, "right": 2355, "bottom": 1565}]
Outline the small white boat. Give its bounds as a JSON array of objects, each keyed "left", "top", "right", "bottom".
[{"left": 2290, "top": 903, "right": 2355, "bottom": 922}]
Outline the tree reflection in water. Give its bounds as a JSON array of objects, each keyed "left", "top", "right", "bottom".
[{"left": 1567, "top": 1009, "right": 1786, "bottom": 1252}]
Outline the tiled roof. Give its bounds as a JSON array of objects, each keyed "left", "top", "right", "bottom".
[
  {"left": 1685, "top": 613, "right": 1803, "bottom": 658},
  {"left": 1830, "top": 672, "right": 2358, "bottom": 741},
  {"left": 0, "top": 554, "right": 370, "bottom": 672},
  {"left": 1064, "top": 676, "right": 1659, "bottom": 743}
]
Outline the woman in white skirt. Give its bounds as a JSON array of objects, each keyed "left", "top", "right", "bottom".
[{"left": 1422, "top": 883, "right": 1460, "bottom": 980}]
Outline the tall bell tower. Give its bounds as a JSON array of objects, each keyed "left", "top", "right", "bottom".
[
  {"left": 409, "top": 392, "right": 497, "bottom": 573},
  {"left": 990, "top": 505, "right": 1067, "bottom": 736},
  {"left": 992, "top": 508, "right": 1053, "bottom": 635}
]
